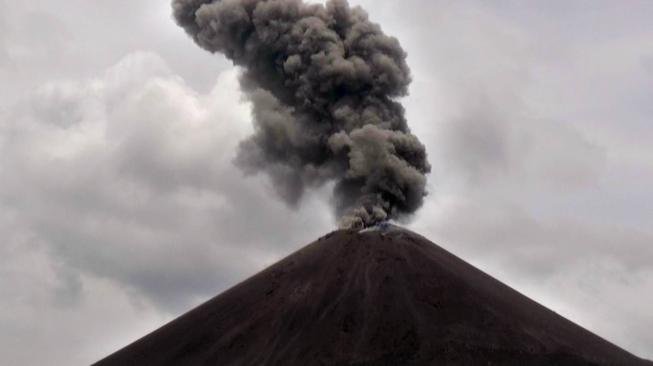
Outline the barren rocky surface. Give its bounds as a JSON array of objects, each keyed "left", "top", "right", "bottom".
[{"left": 95, "top": 227, "right": 652, "bottom": 365}]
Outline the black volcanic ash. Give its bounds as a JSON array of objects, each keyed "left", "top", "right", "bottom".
[
  {"left": 95, "top": 228, "right": 653, "bottom": 365},
  {"left": 172, "top": 0, "right": 431, "bottom": 228}
]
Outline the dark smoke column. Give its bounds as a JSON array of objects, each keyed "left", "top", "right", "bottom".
[{"left": 173, "top": 0, "right": 430, "bottom": 228}]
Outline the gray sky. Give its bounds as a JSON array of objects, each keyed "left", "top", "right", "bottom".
[{"left": 0, "top": 0, "right": 651, "bottom": 364}]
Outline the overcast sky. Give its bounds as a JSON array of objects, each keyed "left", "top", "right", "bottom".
[{"left": 0, "top": 0, "right": 651, "bottom": 364}]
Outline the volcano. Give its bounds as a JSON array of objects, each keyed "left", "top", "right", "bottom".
[{"left": 95, "top": 226, "right": 651, "bottom": 365}]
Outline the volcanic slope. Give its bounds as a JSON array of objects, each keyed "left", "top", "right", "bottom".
[{"left": 95, "top": 227, "right": 652, "bottom": 366}]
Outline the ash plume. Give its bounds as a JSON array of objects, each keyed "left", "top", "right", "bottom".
[{"left": 172, "top": 0, "right": 430, "bottom": 228}]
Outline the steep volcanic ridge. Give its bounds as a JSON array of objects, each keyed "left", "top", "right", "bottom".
[{"left": 95, "top": 227, "right": 652, "bottom": 365}]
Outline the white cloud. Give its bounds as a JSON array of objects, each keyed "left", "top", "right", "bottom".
[{"left": 0, "top": 51, "right": 333, "bottom": 365}]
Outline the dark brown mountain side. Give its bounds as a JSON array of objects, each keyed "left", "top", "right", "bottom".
[{"left": 95, "top": 226, "right": 652, "bottom": 365}]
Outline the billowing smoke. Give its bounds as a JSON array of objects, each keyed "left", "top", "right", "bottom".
[{"left": 172, "top": 0, "right": 430, "bottom": 228}]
